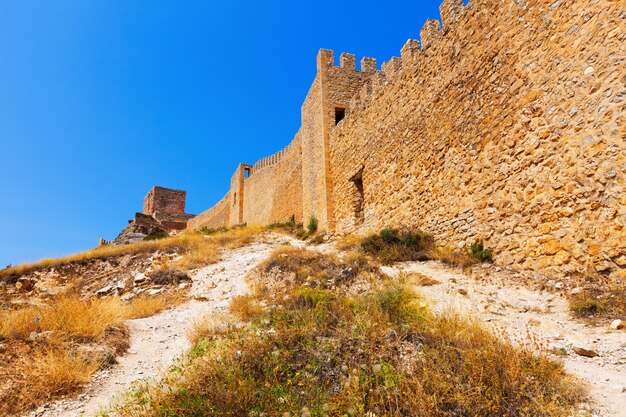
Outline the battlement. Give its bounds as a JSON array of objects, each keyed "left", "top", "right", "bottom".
[
  {"left": 317, "top": 49, "right": 378, "bottom": 74},
  {"left": 251, "top": 140, "right": 295, "bottom": 172}
]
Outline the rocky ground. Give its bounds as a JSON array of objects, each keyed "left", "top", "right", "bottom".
[
  {"left": 13, "top": 234, "right": 625, "bottom": 417},
  {"left": 380, "top": 261, "right": 626, "bottom": 417},
  {"left": 27, "top": 233, "right": 296, "bottom": 417}
]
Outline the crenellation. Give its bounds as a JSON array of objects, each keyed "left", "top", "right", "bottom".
[
  {"left": 360, "top": 57, "right": 377, "bottom": 74},
  {"left": 420, "top": 18, "right": 442, "bottom": 50},
  {"left": 440, "top": 0, "right": 465, "bottom": 28},
  {"left": 400, "top": 39, "right": 421, "bottom": 62},
  {"left": 317, "top": 48, "right": 334, "bottom": 72},
  {"left": 381, "top": 57, "right": 402, "bottom": 79},
  {"left": 340, "top": 52, "right": 356, "bottom": 70}
]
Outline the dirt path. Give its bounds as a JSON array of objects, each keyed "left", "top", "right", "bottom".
[
  {"left": 32, "top": 233, "right": 293, "bottom": 417},
  {"left": 381, "top": 261, "right": 626, "bottom": 417}
]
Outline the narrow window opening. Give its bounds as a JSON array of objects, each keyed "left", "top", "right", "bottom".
[
  {"left": 244, "top": 168, "right": 250, "bottom": 178},
  {"left": 335, "top": 107, "right": 346, "bottom": 125},
  {"left": 233, "top": 192, "right": 237, "bottom": 206},
  {"left": 349, "top": 168, "right": 364, "bottom": 225}
]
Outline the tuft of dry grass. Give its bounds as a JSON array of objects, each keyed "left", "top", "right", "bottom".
[
  {"left": 111, "top": 249, "right": 585, "bottom": 417},
  {"left": 569, "top": 286, "right": 625, "bottom": 320},
  {"left": 400, "top": 271, "right": 441, "bottom": 286},
  {"left": 430, "top": 246, "right": 478, "bottom": 268},
  {"left": 0, "top": 292, "right": 185, "bottom": 416},
  {"left": 0, "top": 296, "right": 125, "bottom": 341},
  {"left": 0, "top": 347, "right": 101, "bottom": 414},
  {"left": 125, "top": 293, "right": 186, "bottom": 320},
  {"left": 229, "top": 295, "right": 263, "bottom": 322}
]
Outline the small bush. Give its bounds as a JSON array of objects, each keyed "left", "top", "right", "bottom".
[
  {"left": 360, "top": 228, "right": 434, "bottom": 264},
  {"left": 468, "top": 240, "right": 493, "bottom": 262},
  {"left": 143, "top": 230, "right": 169, "bottom": 241},
  {"left": 229, "top": 295, "right": 263, "bottom": 321},
  {"left": 307, "top": 216, "right": 318, "bottom": 234},
  {"left": 150, "top": 268, "right": 191, "bottom": 286},
  {"left": 309, "top": 233, "right": 326, "bottom": 245},
  {"left": 569, "top": 292, "right": 610, "bottom": 317}
]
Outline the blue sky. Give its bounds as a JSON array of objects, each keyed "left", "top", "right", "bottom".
[{"left": 0, "top": 0, "right": 446, "bottom": 266}]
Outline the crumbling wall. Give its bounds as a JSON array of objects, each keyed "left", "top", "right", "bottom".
[
  {"left": 143, "top": 186, "right": 187, "bottom": 216},
  {"left": 330, "top": 0, "right": 625, "bottom": 278}
]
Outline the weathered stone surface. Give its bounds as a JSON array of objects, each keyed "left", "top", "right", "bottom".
[{"left": 188, "top": 0, "right": 625, "bottom": 279}]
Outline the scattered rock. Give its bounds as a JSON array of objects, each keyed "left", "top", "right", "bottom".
[
  {"left": 573, "top": 347, "right": 599, "bottom": 358},
  {"left": 570, "top": 287, "right": 583, "bottom": 295},
  {"left": 96, "top": 285, "right": 114, "bottom": 297},
  {"left": 28, "top": 331, "right": 55, "bottom": 342},
  {"left": 75, "top": 345, "right": 117, "bottom": 368},
  {"left": 458, "top": 288, "right": 468, "bottom": 296},
  {"left": 610, "top": 319, "right": 624, "bottom": 330},
  {"left": 16, "top": 278, "right": 36, "bottom": 292},
  {"left": 133, "top": 273, "right": 147, "bottom": 284}
]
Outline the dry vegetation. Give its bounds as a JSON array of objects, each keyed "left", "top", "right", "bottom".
[
  {"left": 0, "top": 292, "right": 185, "bottom": 416},
  {"left": 110, "top": 248, "right": 584, "bottom": 417},
  {"left": 337, "top": 228, "right": 492, "bottom": 269},
  {"left": 0, "top": 226, "right": 266, "bottom": 416},
  {"left": 568, "top": 275, "right": 626, "bottom": 320},
  {"left": 0, "top": 225, "right": 264, "bottom": 283}
]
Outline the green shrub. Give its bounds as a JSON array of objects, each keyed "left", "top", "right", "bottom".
[
  {"left": 307, "top": 216, "right": 318, "bottom": 234},
  {"left": 143, "top": 230, "right": 169, "bottom": 241},
  {"left": 468, "top": 240, "right": 493, "bottom": 262},
  {"left": 360, "top": 228, "right": 434, "bottom": 264}
]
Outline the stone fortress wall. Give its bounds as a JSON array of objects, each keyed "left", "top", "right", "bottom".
[{"left": 188, "top": 0, "right": 625, "bottom": 279}]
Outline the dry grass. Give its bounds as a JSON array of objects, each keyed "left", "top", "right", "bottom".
[
  {"left": 430, "top": 246, "right": 478, "bottom": 268},
  {"left": 568, "top": 277, "right": 626, "bottom": 320},
  {"left": 343, "top": 229, "right": 490, "bottom": 269},
  {"left": 125, "top": 293, "right": 186, "bottom": 319},
  {"left": 229, "top": 295, "right": 263, "bottom": 322},
  {"left": 0, "top": 292, "right": 185, "bottom": 416},
  {"left": 0, "top": 296, "right": 125, "bottom": 341},
  {"left": 400, "top": 271, "right": 441, "bottom": 286},
  {"left": 110, "top": 249, "right": 584, "bottom": 417},
  {"left": 0, "top": 346, "right": 102, "bottom": 414},
  {"left": 1, "top": 225, "right": 264, "bottom": 282}
]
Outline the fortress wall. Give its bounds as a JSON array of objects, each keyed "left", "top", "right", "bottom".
[
  {"left": 186, "top": 192, "right": 231, "bottom": 230},
  {"left": 301, "top": 50, "right": 374, "bottom": 231},
  {"left": 243, "top": 134, "right": 303, "bottom": 225},
  {"left": 330, "top": 0, "right": 626, "bottom": 277}
]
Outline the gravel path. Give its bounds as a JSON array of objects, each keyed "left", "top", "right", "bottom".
[
  {"left": 31, "top": 233, "right": 293, "bottom": 417},
  {"left": 382, "top": 261, "right": 626, "bottom": 417}
]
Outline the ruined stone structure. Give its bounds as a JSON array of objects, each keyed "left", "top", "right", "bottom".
[
  {"left": 142, "top": 186, "right": 194, "bottom": 230},
  {"left": 189, "top": 0, "right": 625, "bottom": 279},
  {"left": 114, "top": 186, "right": 195, "bottom": 244}
]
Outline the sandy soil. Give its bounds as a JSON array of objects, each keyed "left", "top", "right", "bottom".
[
  {"left": 30, "top": 233, "right": 294, "bottom": 417},
  {"left": 381, "top": 261, "right": 626, "bottom": 417}
]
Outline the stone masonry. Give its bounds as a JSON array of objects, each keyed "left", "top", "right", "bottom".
[{"left": 188, "top": 0, "right": 625, "bottom": 280}]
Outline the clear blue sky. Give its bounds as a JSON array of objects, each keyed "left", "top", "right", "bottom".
[{"left": 0, "top": 0, "right": 446, "bottom": 267}]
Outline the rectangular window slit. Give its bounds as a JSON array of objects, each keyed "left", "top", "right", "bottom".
[{"left": 335, "top": 107, "right": 346, "bottom": 125}]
